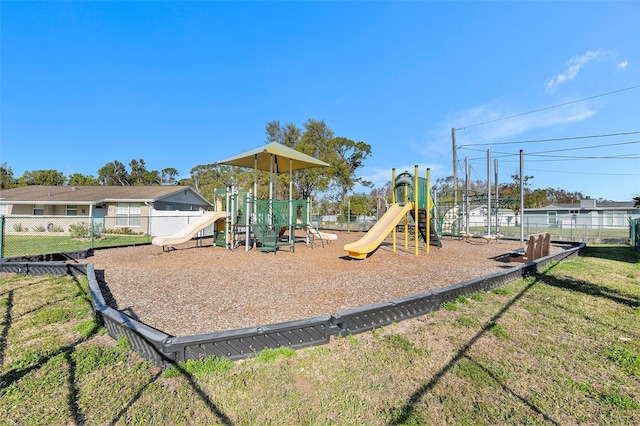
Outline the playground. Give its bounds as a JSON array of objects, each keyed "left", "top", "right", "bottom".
[
  {"left": 80, "top": 231, "right": 565, "bottom": 336},
  {"left": 78, "top": 146, "right": 569, "bottom": 338}
]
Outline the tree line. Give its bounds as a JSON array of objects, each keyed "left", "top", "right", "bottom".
[
  {"left": 0, "top": 119, "right": 375, "bottom": 215},
  {"left": 2, "top": 117, "right": 631, "bottom": 216}
]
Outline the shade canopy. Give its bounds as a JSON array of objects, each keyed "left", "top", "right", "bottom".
[{"left": 216, "top": 142, "right": 329, "bottom": 173}]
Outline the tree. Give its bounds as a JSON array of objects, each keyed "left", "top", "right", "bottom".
[
  {"left": 295, "top": 119, "right": 334, "bottom": 200},
  {"left": 129, "top": 159, "right": 160, "bottom": 186},
  {"left": 330, "top": 137, "right": 372, "bottom": 203},
  {"left": 342, "top": 193, "right": 374, "bottom": 219},
  {"left": 0, "top": 163, "right": 15, "bottom": 189},
  {"left": 544, "top": 188, "right": 584, "bottom": 204},
  {"left": 633, "top": 195, "right": 640, "bottom": 207},
  {"left": 68, "top": 173, "right": 99, "bottom": 186},
  {"left": 18, "top": 169, "right": 66, "bottom": 186},
  {"left": 187, "top": 163, "right": 247, "bottom": 201},
  {"left": 499, "top": 172, "right": 534, "bottom": 213},
  {"left": 98, "top": 161, "right": 130, "bottom": 185},
  {"left": 161, "top": 168, "right": 179, "bottom": 186}
]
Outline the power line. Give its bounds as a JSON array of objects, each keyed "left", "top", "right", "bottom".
[
  {"left": 526, "top": 154, "right": 640, "bottom": 160},
  {"left": 462, "top": 139, "right": 640, "bottom": 158},
  {"left": 458, "top": 131, "right": 640, "bottom": 147},
  {"left": 527, "top": 167, "right": 640, "bottom": 176},
  {"left": 454, "top": 85, "right": 640, "bottom": 131},
  {"left": 527, "top": 139, "right": 640, "bottom": 155}
]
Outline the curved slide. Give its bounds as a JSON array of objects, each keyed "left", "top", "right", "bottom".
[
  {"left": 343, "top": 203, "right": 415, "bottom": 259},
  {"left": 152, "top": 211, "right": 225, "bottom": 249}
]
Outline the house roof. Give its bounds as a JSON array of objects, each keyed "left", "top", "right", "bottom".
[
  {"left": 525, "top": 201, "right": 637, "bottom": 211},
  {"left": 0, "top": 185, "right": 212, "bottom": 206}
]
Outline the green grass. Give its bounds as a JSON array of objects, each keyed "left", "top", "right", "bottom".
[
  {"left": 3, "top": 234, "right": 150, "bottom": 257},
  {"left": 467, "top": 225, "right": 630, "bottom": 240},
  {"left": 1, "top": 244, "right": 639, "bottom": 424}
]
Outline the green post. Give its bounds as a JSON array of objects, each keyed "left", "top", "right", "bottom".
[
  {"left": 90, "top": 217, "right": 95, "bottom": 248},
  {"left": 570, "top": 219, "right": 573, "bottom": 241},
  {"left": 0, "top": 215, "right": 4, "bottom": 258}
]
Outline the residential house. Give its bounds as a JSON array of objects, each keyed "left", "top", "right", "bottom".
[
  {"left": 523, "top": 199, "right": 640, "bottom": 228},
  {"left": 0, "top": 185, "right": 212, "bottom": 236}
]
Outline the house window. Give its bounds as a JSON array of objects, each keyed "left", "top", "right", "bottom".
[
  {"left": 34, "top": 204, "right": 45, "bottom": 216},
  {"left": 547, "top": 211, "right": 557, "bottom": 225},
  {"left": 66, "top": 205, "right": 78, "bottom": 216},
  {"left": 116, "top": 203, "right": 141, "bottom": 227},
  {"left": 165, "top": 204, "right": 174, "bottom": 210}
]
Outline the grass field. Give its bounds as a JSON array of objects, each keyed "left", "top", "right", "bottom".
[
  {"left": 2, "top": 234, "right": 151, "bottom": 257},
  {"left": 1, "top": 245, "right": 638, "bottom": 424}
]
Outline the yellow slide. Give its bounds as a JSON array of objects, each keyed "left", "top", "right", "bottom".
[
  {"left": 152, "top": 211, "right": 225, "bottom": 249},
  {"left": 343, "top": 203, "right": 414, "bottom": 259}
]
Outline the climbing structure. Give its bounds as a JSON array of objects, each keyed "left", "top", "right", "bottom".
[{"left": 344, "top": 166, "right": 440, "bottom": 259}]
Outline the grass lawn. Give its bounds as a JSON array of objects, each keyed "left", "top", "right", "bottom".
[
  {"left": 1, "top": 245, "right": 638, "bottom": 424},
  {"left": 2, "top": 234, "right": 151, "bottom": 257}
]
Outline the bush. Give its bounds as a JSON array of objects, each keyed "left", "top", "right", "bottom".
[
  {"left": 33, "top": 225, "right": 46, "bottom": 232},
  {"left": 103, "top": 227, "right": 143, "bottom": 235},
  {"left": 69, "top": 222, "right": 90, "bottom": 238},
  {"left": 12, "top": 223, "right": 28, "bottom": 232},
  {"left": 49, "top": 224, "right": 65, "bottom": 233},
  {"left": 69, "top": 222, "right": 103, "bottom": 239}
]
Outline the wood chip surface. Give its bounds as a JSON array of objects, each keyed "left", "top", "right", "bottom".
[{"left": 79, "top": 231, "right": 560, "bottom": 337}]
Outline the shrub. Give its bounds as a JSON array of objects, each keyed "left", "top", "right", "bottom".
[
  {"left": 33, "top": 225, "right": 46, "bottom": 232},
  {"left": 103, "top": 227, "right": 143, "bottom": 235},
  {"left": 12, "top": 223, "right": 28, "bottom": 232},
  {"left": 49, "top": 224, "right": 65, "bottom": 233},
  {"left": 69, "top": 222, "right": 103, "bottom": 239},
  {"left": 69, "top": 222, "right": 91, "bottom": 238}
]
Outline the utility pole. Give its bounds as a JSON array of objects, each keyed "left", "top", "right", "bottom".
[
  {"left": 487, "top": 149, "right": 491, "bottom": 236},
  {"left": 520, "top": 149, "right": 525, "bottom": 243},
  {"left": 452, "top": 128, "right": 457, "bottom": 205},
  {"left": 494, "top": 158, "right": 499, "bottom": 232}
]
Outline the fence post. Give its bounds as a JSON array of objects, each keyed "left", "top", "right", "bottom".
[
  {"left": 570, "top": 220, "right": 573, "bottom": 241},
  {"left": 0, "top": 215, "right": 4, "bottom": 258},
  {"left": 90, "top": 216, "right": 95, "bottom": 249}
]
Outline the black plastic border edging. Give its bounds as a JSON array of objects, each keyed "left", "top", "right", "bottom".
[{"left": 0, "top": 242, "right": 585, "bottom": 366}]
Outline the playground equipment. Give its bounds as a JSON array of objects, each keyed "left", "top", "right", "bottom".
[
  {"left": 213, "top": 186, "right": 337, "bottom": 253},
  {"left": 151, "top": 211, "right": 225, "bottom": 251},
  {"left": 344, "top": 166, "right": 441, "bottom": 259},
  {"left": 218, "top": 142, "right": 337, "bottom": 252},
  {"left": 153, "top": 142, "right": 337, "bottom": 253},
  {"left": 510, "top": 233, "right": 550, "bottom": 262}
]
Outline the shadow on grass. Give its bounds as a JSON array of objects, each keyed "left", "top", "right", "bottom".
[
  {"left": 388, "top": 268, "right": 562, "bottom": 425},
  {"left": 583, "top": 245, "right": 639, "bottom": 264},
  {"left": 109, "top": 370, "right": 164, "bottom": 424},
  {"left": 541, "top": 274, "right": 639, "bottom": 309},
  {"left": 0, "top": 290, "right": 14, "bottom": 367},
  {"left": 0, "top": 320, "right": 103, "bottom": 424}
]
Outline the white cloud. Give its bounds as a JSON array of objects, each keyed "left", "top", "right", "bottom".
[
  {"left": 618, "top": 60, "right": 629, "bottom": 70},
  {"left": 442, "top": 101, "right": 596, "bottom": 150},
  {"left": 546, "top": 50, "right": 606, "bottom": 91}
]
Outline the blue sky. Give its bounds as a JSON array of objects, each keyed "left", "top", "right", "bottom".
[{"left": 2, "top": 1, "right": 639, "bottom": 201}]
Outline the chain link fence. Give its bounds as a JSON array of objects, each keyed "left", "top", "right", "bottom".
[
  {"left": 0, "top": 213, "right": 214, "bottom": 258},
  {"left": 2, "top": 212, "right": 634, "bottom": 258}
]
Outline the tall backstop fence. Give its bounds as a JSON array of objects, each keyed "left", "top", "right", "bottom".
[{"left": 0, "top": 242, "right": 585, "bottom": 366}]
